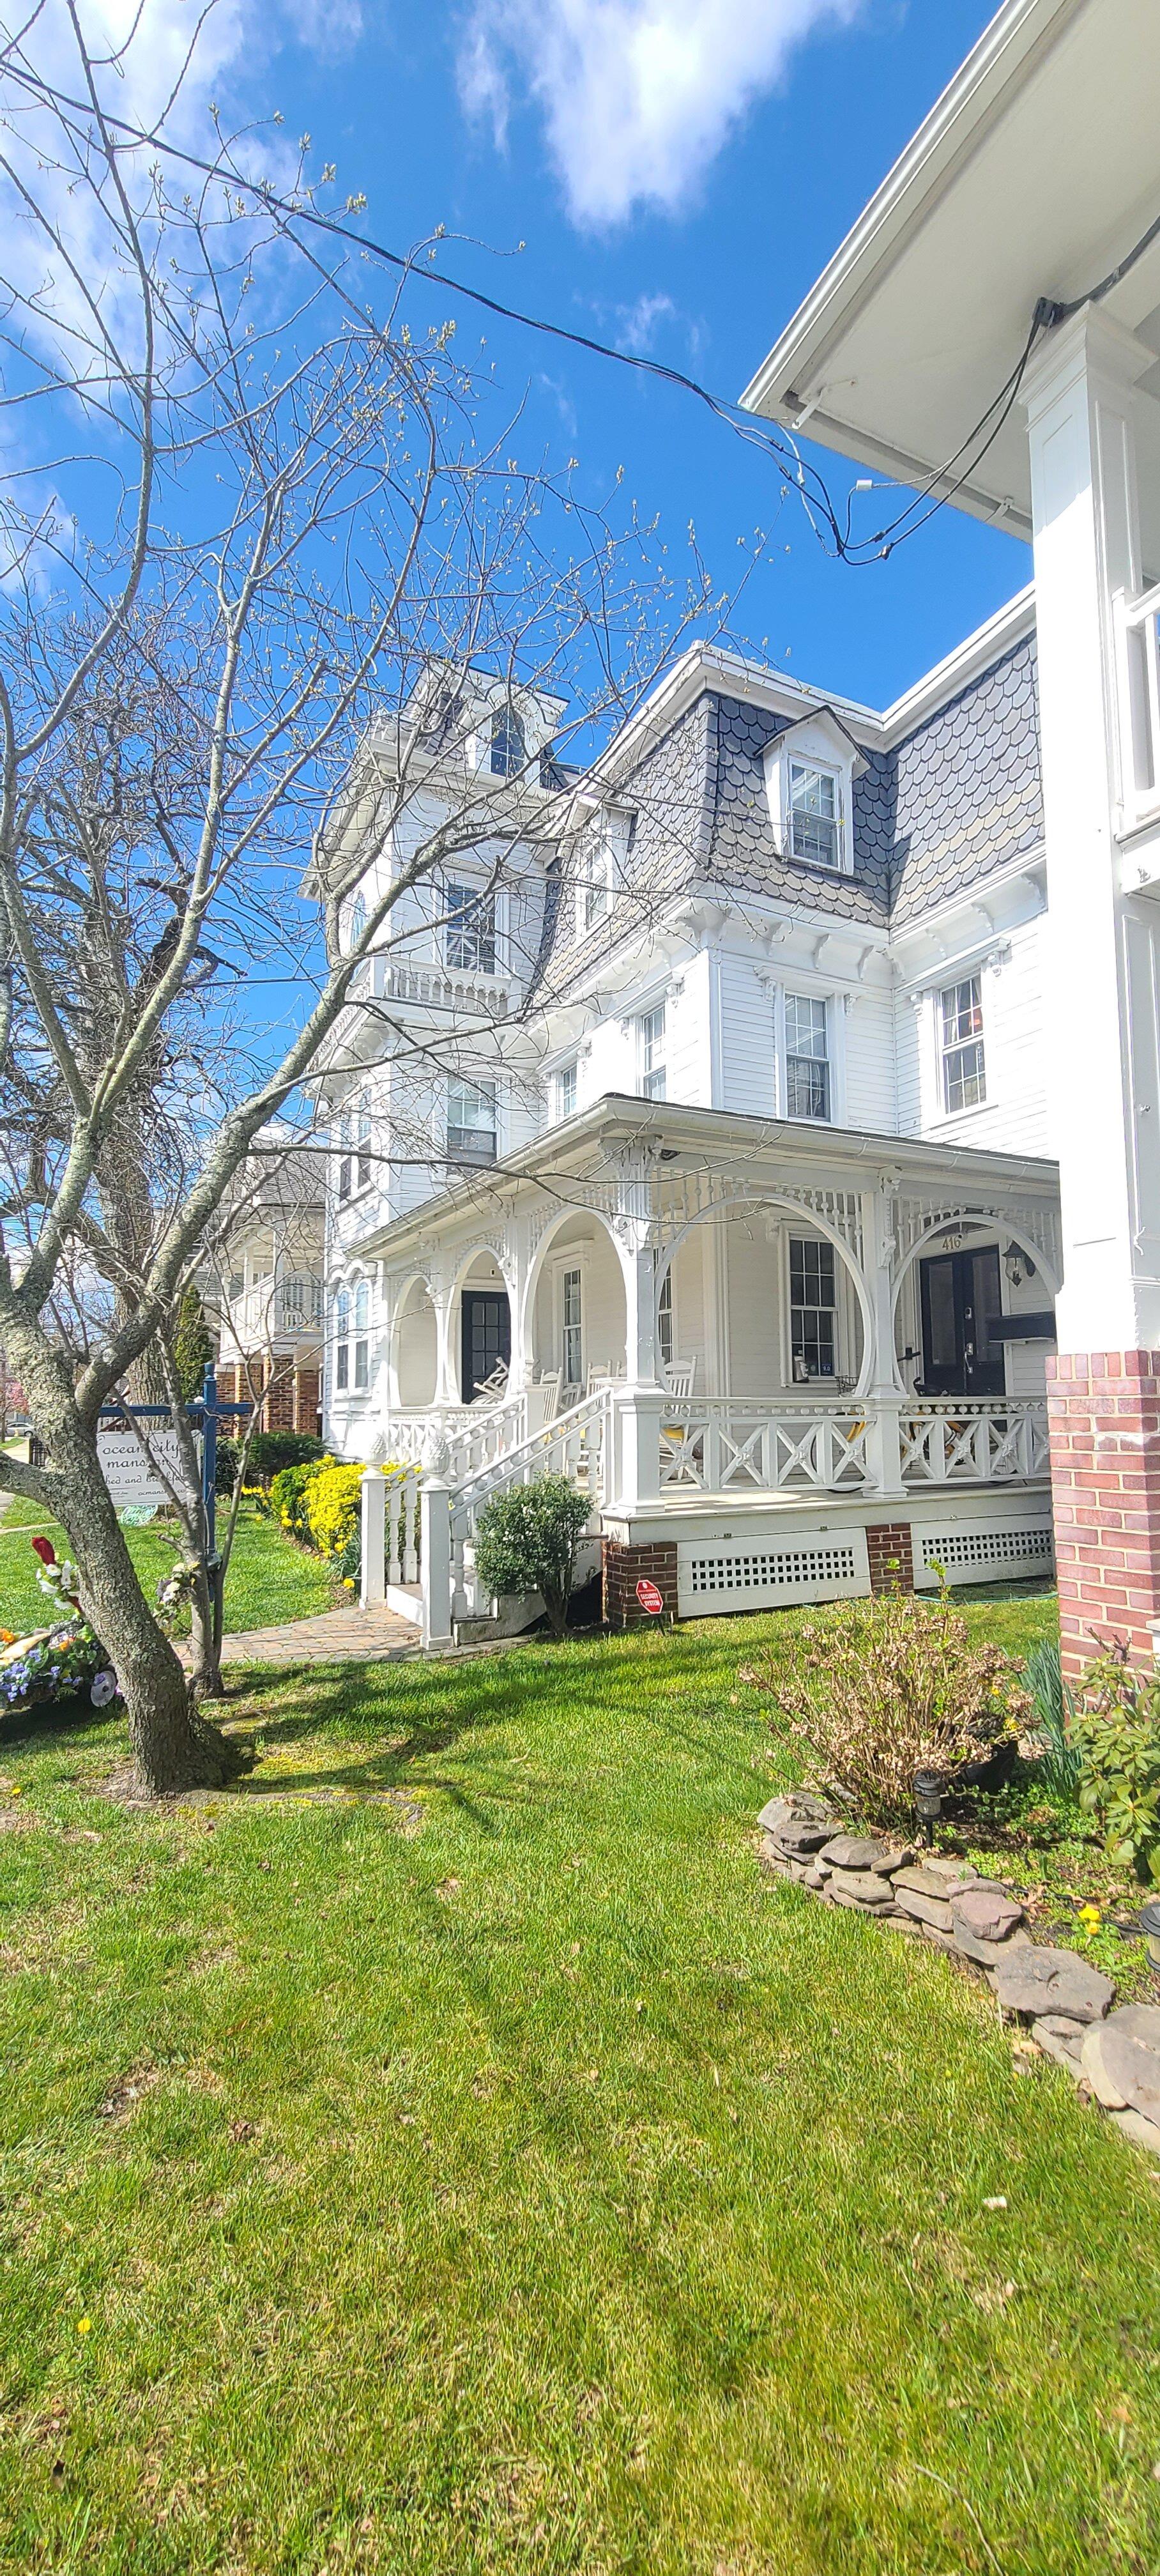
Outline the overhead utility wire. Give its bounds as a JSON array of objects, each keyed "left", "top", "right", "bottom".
[{"left": 3, "top": 54, "right": 1159, "bottom": 564}]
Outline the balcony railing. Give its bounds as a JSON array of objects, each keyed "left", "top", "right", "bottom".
[
  {"left": 354, "top": 952, "right": 520, "bottom": 1020},
  {"left": 222, "top": 1277, "right": 322, "bottom": 1340}
]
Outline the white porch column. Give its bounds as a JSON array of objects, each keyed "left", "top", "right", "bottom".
[
  {"left": 431, "top": 1268, "right": 457, "bottom": 1405},
  {"left": 858, "top": 1181, "right": 904, "bottom": 1502},
  {"left": 1023, "top": 309, "right": 1160, "bottom": 1671},
  {"left": 615, "top": 1174, "right": 662, "bottom": 1504},
  {"left": 359, "top": 1467, "right": 386, "bottom": 1607},
  {"left": 420, "top": 1477, "right": 454, "bottom": 1647}
]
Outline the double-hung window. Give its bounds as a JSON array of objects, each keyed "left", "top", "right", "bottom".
[
  {"left": 353, "top": 1278, "right": 370, "bottom": 1392},
  {"left": 639, "top": 1002, "right": 667, "bottom": 1101},
  {"left": 655, "top": 1254, "right": 674, "bottom": 1370},
  {"left": 337, "top": 1092, "right": 371, "bottom": 1200},
  {"left": 784, "top": 995, "right": 830, "bottom": 1121},
  {"left": 789, "top": 1238, "right": 837, "bottom": 1381},
  {"left": 561, "top": 1264, "right": 583, "bottom": 1388},
  {"left": 447, "top": 1077, "right": 498, "bottom": 1162},
  {"left": 788, "top": 761, "right": 843, "bottom": 870},
  {"left": 580, "top": 842, "right": 611, "bottom": 933},
  {"left": 335, "top": 1288, "right": 351, "bottom": 1393},
  {"left": 555, "top": 1059, "right": 578, "bottom": 1122},
  {"left": 445, "top": 880, "right": 497, "bottom": 975},
  {"left": 490, "top": 707, "right": 524, "bottom": 777},
  {"left": 940, "top": 975, "right": 986, "bottom": 1112}
]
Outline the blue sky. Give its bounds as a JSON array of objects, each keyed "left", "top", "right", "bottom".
[{"left": 245, "top": 0, "right": 1025, "bottom": 710}]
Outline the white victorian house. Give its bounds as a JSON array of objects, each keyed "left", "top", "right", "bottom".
[{"left": 314, "top": 602, "right": 1062, "bottom": 1644}]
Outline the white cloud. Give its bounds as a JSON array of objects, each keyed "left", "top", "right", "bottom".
[
  {"left": 614, "top": 291, "right": 676, "bottom": 353},
  {"left": 461, "top": 0, "right": 865, "bottom": 227}
]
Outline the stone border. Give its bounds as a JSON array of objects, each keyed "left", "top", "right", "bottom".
[{"left": 758, "top": 1793, "right": 1160, "bottom": 2163}]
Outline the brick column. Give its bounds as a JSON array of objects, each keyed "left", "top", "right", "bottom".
[
  {"left": 865, "top": 1522, "right": 915, "bottom": 1595},
  {"left": 602, "top": 1537, "right": 678, "bottom": 1629},
  {"left": 1048, "top": 1352, "right": 1160, "bottom": 1679}
]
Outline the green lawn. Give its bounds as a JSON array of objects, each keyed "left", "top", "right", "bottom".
[
  {"left": 0, "top": 1499, "right": 341, "bottom": 1637},
  {"left": 2, "top": 1589, "right": 1160, "bottom": 2575}
]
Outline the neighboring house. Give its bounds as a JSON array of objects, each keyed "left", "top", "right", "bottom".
[
  {"left": 209, "top": 1129, "right": 324, "bottom": 1436},
  {"left": 316, "top": 608, "right": 1062, "bottom": 1641},
  {"left": 739, "top": 0, "right": 1160, "bottom": 1676}
]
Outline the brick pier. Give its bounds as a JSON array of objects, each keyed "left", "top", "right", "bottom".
[
  {"left": 1047, "top": 1351, "right": 1160, "bottom": 1679},
  {"left": 602, "top": 1537, "right": 679, "bottom": 1629}
]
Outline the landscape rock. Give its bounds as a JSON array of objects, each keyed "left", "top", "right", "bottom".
[
  {"left": 1080, "top": 2007, "right": 1160, "bottom": 2120},
  {"left": 893, "top": 1887, "right": 954, "bottom": 1932},
  {"left": 818, "top": 1834, "right": 912, "bottom": 1873},
  {"left": 918, "top": 1855, "right": 981, "bottom": 1892},
  {"left": 920, "top": 1920, "right": 958, "bottom": 1952},
  {"left": 952, "top": 1885, "right": 1026, "bottom": 1943},
  {"left": 1108, "top": 2105, "right": 1160, "bottom": 2161},
  {"left": 952, "top": 1918, "right": 1033, "bottom": 1971},
  {"left": 1031, "top": 2014, "right": 1087, "bottom": 2071},
  {"left": 892, "top": 1864, "right": 977, "bottom": 1903},
  {"left": 802, "top": 1865, "right": 830, "bottom": 1890},
  {"left": 881, "top": 1910, "right": 923, "bottom": 1935},
  {"left": 992, "top": 1946, "right": 1115, "bottom": 2025},
  {"left": 759, "top": 1837, "right": 795, "bottom": 1879},
  {"left": 758, "top": 1797, "right": 836, "bottom": 1853},
  {"left": 826, "top": 1866, "right": 897, "bottom": 1908}
]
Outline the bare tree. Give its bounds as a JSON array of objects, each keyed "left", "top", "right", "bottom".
[{"left": 0, "top": 8, "right": 711, "bottom": 1792}]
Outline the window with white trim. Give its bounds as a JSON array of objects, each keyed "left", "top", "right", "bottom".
[
  {"left": 353, "top": 1278, "right": 370, "bottom": 1392},
  {"left": 335, "top": 1287, "right": 351, "bottom": 1392},
  {"left": 445, "top": 880, "right": 496, "bottom": 975},
  {"left": 579, "top": 839, "right": 611, "bottom": 933},
  {"left": 561, "top": 1264, "right": 583, "bottom": 1387},
  {"left": 940, "top": 975, "right": 986, "bottom": 1112},
  {"left": 337, "top": 1092, "right": 371, "bottom": 1200},
  {"left": 555, "top": 1060, "right": 577, "bottom": 1121},
  {"left": 789, "top": 1238, "right": 837, "bottom": 1381},
  {"left": 490, "top": 707, "right": 524, "bottom": 777},
  {"left": 639, "top": 1001, "right": 666, "bottom": 1101},
  {"left": 347, "top": 891, "right": 367, "bottom": 951},
  {"left": 656, "top": 1255, "right": 674, "bottom": 1370},
  {"left": 447, "top": 1077, "right": 497, "bottom": 1162},
  {"left": 784, "top": 995, "right": 830, "bottom": 1121},
  {"left": 788, "top": 761, "right": 843, "bottom": 870}
]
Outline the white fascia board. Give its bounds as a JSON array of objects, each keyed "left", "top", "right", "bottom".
[
  {"left": 738, "top": 0, "right": 1078, "bottom": 427},
  {"left": 878, "top": 586, "right": 1036, "bottom": 743}
]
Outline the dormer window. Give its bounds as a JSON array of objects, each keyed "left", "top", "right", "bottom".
[
  {"left": 788, "top": 762, "right": 842, "bottom": 870},
  {"left": 490, "top": 707, "right": 525, "bottom": 777},
  {"left": 347, "top": 891, "right": 367, "bottom": 951}
]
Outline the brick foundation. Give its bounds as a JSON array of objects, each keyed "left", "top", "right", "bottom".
[
  {"left": 602, "top": 1537, "right": 679, "bottom": 1629},
  {"left": 1048, "top": 1351, "right": 1160, "bottom": 1680},
  {"left": 865, "top": 1522, "right": 915, "bottom": 1595}
]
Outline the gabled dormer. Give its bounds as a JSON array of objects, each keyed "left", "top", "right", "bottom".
[{"left": 761, "top": 705, "right": 867, "bottom": 879}]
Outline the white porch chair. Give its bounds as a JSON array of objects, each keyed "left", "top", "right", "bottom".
[
  {"left": 535, "top": 1369, "right": 562, "bottom": 1423},
  {"left": 471, "top": 1361, "right": 510, "bottom": 1406},
  {"left": 662, "top": 1357, "right": 697, "bottom": 1400}
]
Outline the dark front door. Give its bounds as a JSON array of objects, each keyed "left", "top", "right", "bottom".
[
  {"left": 461, "top": 1291, "right": 510, "bottom": 1403},
  {"left": 919, "top": 1246, "right": 1005, "bottom": 1397}
]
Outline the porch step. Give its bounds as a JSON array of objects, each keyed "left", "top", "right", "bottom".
[{"left": 385, "top": 1581, "right": 422, "bottom": 1627}]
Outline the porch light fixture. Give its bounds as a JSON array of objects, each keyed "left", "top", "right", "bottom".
[
  {"left": 1138, "top": 1900, "right": 1160, "bottom": 1968},
  {"left": 1004, "top": 1246, "right": 1037, "bottom": 1289},
  {"left": 913, "top": 1768, "right": 944, "bottom": 1848}
]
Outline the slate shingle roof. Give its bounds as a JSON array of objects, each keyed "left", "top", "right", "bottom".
[{"left": 889, "top": 636, "right": 1042, "bottom": 924}]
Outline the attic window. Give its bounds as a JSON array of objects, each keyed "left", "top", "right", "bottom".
[
  {"left": 788, "top": 762, "right": 843, "bottom": 870},
  {"left": 490, "top": 708, "right": 525, "bottom": 777}
]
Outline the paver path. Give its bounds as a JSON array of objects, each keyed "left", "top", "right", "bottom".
[{"left": 180, "top": 1603, "right": 420, "bottom": 1669}]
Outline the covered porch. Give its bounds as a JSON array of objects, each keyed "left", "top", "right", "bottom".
[{"left": 343, "top": 1099, "right": 1060, "bottom": 1632}]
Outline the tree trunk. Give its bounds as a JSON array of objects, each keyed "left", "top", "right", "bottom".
[{"left": 39, "top": 1412, "right": 242, "bottom": 1794}]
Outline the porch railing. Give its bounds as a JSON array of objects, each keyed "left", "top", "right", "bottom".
[
  {"left": 446, "top": 1388, "right": 613, "bottom": 1621},
  {"left": 383, "top": 1394, "right": 530, "bottom": 1479},
  {"left": 658, "top": 1399, "right": 871, "bottom": 1492},
  {"left": 899, "top": 1398, "right": 1049, "bottom": 1484}
]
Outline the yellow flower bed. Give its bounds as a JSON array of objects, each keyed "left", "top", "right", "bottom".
[{"left": 301, "top": 1462, "right": 365, "bottom": 1559}]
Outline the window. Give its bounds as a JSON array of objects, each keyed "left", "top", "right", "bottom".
[
  {"left": 940, "top": 975, "right": 986, "bottom": 1112},
  {"left": 555, "top": 1060, "right": 577, "bottom": 1121},
  {"left": 353, "top": 1278, "right": 370, "bottom": 1392},
  {"left": 447, "top": 1077, "right": 498, "bottom": 1162},
  {"left": 580, "top": 840, "right": 611, "bottom": 932},
  {"left": 337, "top": 1092, "right": 372, "bottom": 1200},
  {"left": 790, "top": 1238, "right": 837, "bottom": 1380},
  {"left": 335, "top": 1287, "right": 351, "bottom": 1393},
  {"left": 445, "top": 880, "right": 497, "bottom": 976},
  {"left": 656, "top": 1256, "right": 674, "bottom": 1370},
  {"left": 347, "top": 891, "right": 367, "bottom": 951},
  {"left": 490, "top": 707, "right": 524, "bottom": 777},
  {"left": 784, "top": 995, "right": 830, "bottom": 1121},
  {"left": 639, "top": 1002, "right": 666, "bottom": 1101},
  {"left": 788, "top": 762, "right": 842, "bottom": 870},
  {"left": 561, "top": 1264, "right": 583, "bottom": 1387}
]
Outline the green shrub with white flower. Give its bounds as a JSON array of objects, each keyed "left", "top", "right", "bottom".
[{"left": 0, "top": 1538, "right": 118, "bottom": 1719}]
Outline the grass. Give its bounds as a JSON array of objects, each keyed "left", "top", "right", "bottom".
[
  {"left": 2, "top": 1583, "right": 1160, "bottom": 2573},
  {"left": 0, "top": 1499, "right": 342, "bottom": 1639}
]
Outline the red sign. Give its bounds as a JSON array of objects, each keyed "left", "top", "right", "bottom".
[{"left": 636, "top": 1578, "right": 664, "bottom": 1616}]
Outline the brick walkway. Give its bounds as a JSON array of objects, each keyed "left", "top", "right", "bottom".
[{"left": 181, "top": 1604, "right": 421, "bottom": 1669}]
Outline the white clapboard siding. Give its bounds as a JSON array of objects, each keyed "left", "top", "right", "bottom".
[{"left": 715, "top": 954, "right": 776, "bottom": 1117}]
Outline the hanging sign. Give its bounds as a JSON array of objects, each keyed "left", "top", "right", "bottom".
[
  {"left": 96, "top": 1425, "right": 184, "bottom": 1511},
  {"left": 636, "top": 1577, "right": 664, "bottom": 1618}
]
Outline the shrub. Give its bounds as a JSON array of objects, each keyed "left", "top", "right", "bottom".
[
  {"left": 747, "top": 1583, "right": 1032, "bottom": 1830},
  {"left": 270, "top": 1455, "right": 335, "bottom": 1541},
  {"left": 1070, "top": 1645, "right": 1160, "bottom": 1883},
  {"left": 303, "top": 1461, "right": 365, "bottom": 1560},
  {"left": 243, "top": 1432, "right": 326, "bottom": 1487},
  {"left": 472, "top": 1475, "right": 592, "bottom": 1637},
  {"left": 215, "top": 1437, "right": 239, "bottom": 1498}
]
